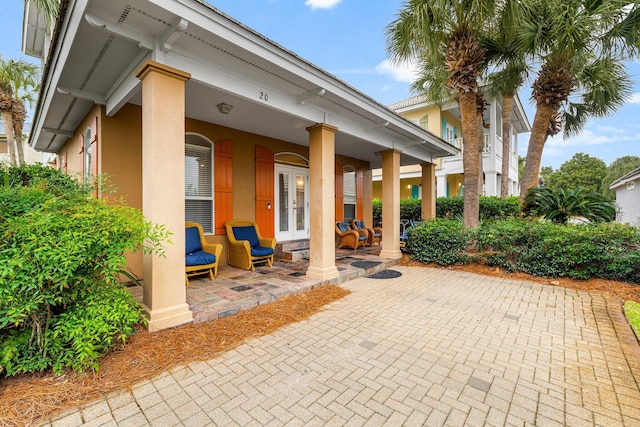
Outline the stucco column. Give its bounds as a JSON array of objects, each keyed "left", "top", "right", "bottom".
[
  {"left": 380, "top": 149, "right": 402, "bottom": 259},
  {"left": 421, "top": 162, "right": 436, "bottom": 219},
  {"left": 363, "top": 169, "right": 373, "bottom": 227},
  {"left": 485, "top": 171, "right": 498, "bottom": 196},
  {"left": 306, "top": 123, "right": 340, "bottom": 281},
  {"left": 136, "top": 60, "right": 193, "bottom": 331}
]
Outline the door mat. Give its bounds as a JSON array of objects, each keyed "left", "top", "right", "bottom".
[
  {"left": 351, "top": 261, "right": 382, "bottom": 269},
  {"left": 366, "top": 269, "right": 402, "bottom": 279}
]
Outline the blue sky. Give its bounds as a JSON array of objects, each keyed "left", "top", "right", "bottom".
[{"left": 2, "top": 0, "right": 639, "bottom": 169}]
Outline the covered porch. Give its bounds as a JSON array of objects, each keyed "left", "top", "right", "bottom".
[
  {"left": 25, "top": 0, "right": 458, "bottom": 331},
  {"left": 129, "top": 246, "right": 395, "bottom": 323}
]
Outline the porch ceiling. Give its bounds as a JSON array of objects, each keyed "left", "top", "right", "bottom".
[{"left": 30, "top": 0, "right": 458, "bottom": 168}]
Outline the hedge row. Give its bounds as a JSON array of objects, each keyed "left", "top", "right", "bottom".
[
  {"left": 372, "top": 196, "right": 520, "bottom": 226},
  {"left": 406, "top": 218, "right": 640, "bottom": 284}
]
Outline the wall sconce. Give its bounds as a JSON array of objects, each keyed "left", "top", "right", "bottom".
[{"left": 217, "top": 103, "right": 233, "bottom": 114}]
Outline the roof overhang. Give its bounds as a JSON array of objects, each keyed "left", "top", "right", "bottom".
[
  {"left": 610, "top": 167, "right": 640, "bottom": 190},
  {"left": 26, "top": 0, "right": 457, "bottom": 168},
  {"left": 22, "top": 1, "right": 48, "bottom": 58}
]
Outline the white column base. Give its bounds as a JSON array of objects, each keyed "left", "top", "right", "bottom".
[
  {"left": 143, "top": 303, "right": 193, "bottom": 332},
  {"left": 379, "top": 249, "right": 403, "bottom": 260},
  {"left": 306, "top": 265, "right": 340, "bottom": 281}
]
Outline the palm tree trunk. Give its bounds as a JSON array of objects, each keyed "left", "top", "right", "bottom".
[
  {"left": 460, "top": 91, "right": 480, "bottom": 228},
  {"left": 14, "top": 122, "right": 24, "bottom": 166},
  {"left": 477, "top": 108, "right": 484, "bottom": 197},
  {"left": 1, "top": 110, "right": 16, "bottom": 166},
  {"left": 520, "top": 102, "right": 555, "bottom": 201},
  {"left": 500, "top": 94, "right": 514, "bottom": 199}
]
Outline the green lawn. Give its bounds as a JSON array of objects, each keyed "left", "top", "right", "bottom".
[{"left": 624, "top": 301, "right": 640, "bottom": 341}]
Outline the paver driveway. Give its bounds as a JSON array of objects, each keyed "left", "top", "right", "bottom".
[{"left": 45, "top": 267, "right": 640, "bottom": 426}]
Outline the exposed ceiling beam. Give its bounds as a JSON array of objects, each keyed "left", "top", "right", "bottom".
[
  {"left": 85, "top": 12, "right": 155, "bottom": 50},
  {"left": 57, "top": 87, "right": 106, "bottom": 104}
]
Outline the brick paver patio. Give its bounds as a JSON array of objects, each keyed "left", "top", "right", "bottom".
[{"left": 43, "top": 267, "right": 640, "bottom": 426}]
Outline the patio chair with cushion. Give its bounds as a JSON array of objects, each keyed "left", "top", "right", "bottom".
[
  {"left": 336, "top": 221, "right": 367, "bottom": 250},
  {"left": 224, "top": 220, "right": 276, "bottom": 271},
  {"left": 185, "top": 221, "right": 223, "bottom": 285},
  {"left": 350, "top": 219, "right": 382, "bottom": 246}
]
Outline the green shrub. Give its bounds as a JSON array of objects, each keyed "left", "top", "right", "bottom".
[
  {"left": 406, "top": 219, "right": 472, "bottom": 265},
  {"left": 436, "top": 196, "right": 464, "bottom": 218},
  {"left": 0, "top": 165, "right": 169, "bottom": 376},
  {"left": 434, "top": 196, "right": 520, "bottom": 220},
  {"left": 476, "top": 219, "right": 640, "bottom": 282},
  {"left": 372, "top": 198, "right": 382, "bottom": 226},
  {"left": 400, "top": 198, "right": 422, "bottom": 221}
]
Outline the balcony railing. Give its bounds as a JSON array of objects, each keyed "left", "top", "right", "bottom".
[{"left": 448, "top": 135, "right": 490, "bottom": 154}]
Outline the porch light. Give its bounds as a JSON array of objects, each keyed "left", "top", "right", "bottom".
[{"left": 217, "top": 103, "right": 233, "bottom": 114}]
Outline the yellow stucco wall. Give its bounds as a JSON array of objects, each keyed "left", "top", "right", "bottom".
[
  {"left": 373, "top": 178, "right": 422, "bottom": 200},
  {"left": 56, "top": 104, "right": 374, "bottom": 275}
]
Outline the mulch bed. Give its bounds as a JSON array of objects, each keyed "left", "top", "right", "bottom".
[
  {"left": 396, "top": 254, "right": 640, "bottom": 303},
  {"left": 0, "top": 284, "right": 350, "bottom": 427}
]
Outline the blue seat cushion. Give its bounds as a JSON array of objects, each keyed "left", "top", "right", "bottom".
[
  {"left": 251, "top": 246, "right": 274, "bottom": 257},
  {"left": 359, "top": 236, "right": 367, "bottom": 241},
  {"left": 233, "top": 226, "right": 260, "bottom": 247},
  {"left": 374, "top": 233, "right": 381, "bottom": 238},
  {"left": 186, "top": 250, "right": 216, "bottom": 266},
  {"left": 337, "top": 222, "right": 350, "bottom": 232},
  {"left": 185, "top": 227, "right": 202, "bottom": 254},
  {"left": 354, "top": 220, "right": 365, "bottom": 229}
]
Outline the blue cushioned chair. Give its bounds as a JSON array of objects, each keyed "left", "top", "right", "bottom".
[
  {"left": 185, "top": 222, "right": 223, "bottom": 285},
  {"left": 336, "top": 221, "right": 366, "bottom": 250},
  {"left": 351, "top": 219, "right": 382, "bottom": 246},
  {"left": 224, "top": 220, "right": 276, "bottom": 271}
]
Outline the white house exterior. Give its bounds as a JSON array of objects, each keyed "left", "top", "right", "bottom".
[
  {"left": 373, "top": 92, "right": 531, "bottom": 199},
  {"left": 610, "top": 167, "right": 640, "bottom": 226}
]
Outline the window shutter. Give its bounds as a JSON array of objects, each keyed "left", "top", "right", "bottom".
[
  {"left": 356, "top": 168, "right": 364, "bottom": 219},
  {"left": 255, "top": 145, "right": 274, "bottom": 237},
  {"left": 335, "top": 161, "right": 344, "bottom": 221},
  {"left": 442, "top": 118, "right": 447, "bottom": 139},
  {"left": 214, "top": 139, "right": 233, "bottom": 234}
]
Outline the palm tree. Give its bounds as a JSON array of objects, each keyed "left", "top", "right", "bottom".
[
  {"left": 519, "top": 0, "right": 640, "bottom": 200},
  {"left": 484, "top": 0, "right": 530, "bottom": 199},
  {"left": 386, "top": 0, "right": 499, "bottom": 228},
  {"left": 523, "top": 186, "right": 616, "bottom": 224},
  {"left": 0, "top": 57, "right": 39, "bottom": 166}
]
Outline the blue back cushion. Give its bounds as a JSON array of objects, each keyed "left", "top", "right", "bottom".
[
  {"left": 185, "top": 227, "right": 202, "bottom": 254},
  {"left": 355, "top": 220, "right": 365, "bottom": 229},
  {"left": 233, "top": 225, "right": 259, "bottom": 247},
  {"left": 337, "top": 222, "right": 349, "bottom": 232}
]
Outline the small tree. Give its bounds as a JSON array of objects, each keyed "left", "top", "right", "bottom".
[{"left": 549, "top": 153, "right": 607, "bottom": 193}]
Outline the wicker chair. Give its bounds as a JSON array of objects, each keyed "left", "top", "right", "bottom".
[
  {"left": 351, "top": 219, "right": 382, "bottom": 246},
  {"left": 336, "top": 221, "right": 367, "bottom": 250},
  {"left": 224, "top": 220, "right": 276, "bottom": 271},
  {"left": 185, "top": 222, "right": 223, "bottom": 285}
]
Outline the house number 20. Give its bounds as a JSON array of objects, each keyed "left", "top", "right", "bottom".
[{"left": 259, "top": 91, "right": 269, "bottom": 102}]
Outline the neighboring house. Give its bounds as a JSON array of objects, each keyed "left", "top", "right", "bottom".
[
  {"left": 610, "top": 167, "right": 640, "bottom": 226},
  {"left": 0, "top": 120, "right": 41, "bottom": 165},
  {"left": 23, "top": 0, "right": 457, "bottom": 331},
  {"left": 372, "top": 92, "right": 531, "bottom": 199}
]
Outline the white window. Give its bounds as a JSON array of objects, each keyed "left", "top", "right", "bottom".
[
  {"left": 628, "top": 182, "right": 635, "bottom": 191},
  {"left": 185, "top": 136, "right": 213, "bottom": 233},
  {"left": 343, "top": 166, "right": 356, "bottom": 222},
  {"left": 83, "top": 128, "right": 92, "bottom": 185}
]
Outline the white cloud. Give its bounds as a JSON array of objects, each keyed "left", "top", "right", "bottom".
[
  {"left": 629, "top": 93, "right": 640, "bottom": 105},
  {"left": 375, "top": 59, "right": 419, "bottom": 84},
  {"left": 304, "top": 0, "right": 342, "bottom": 10}
]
